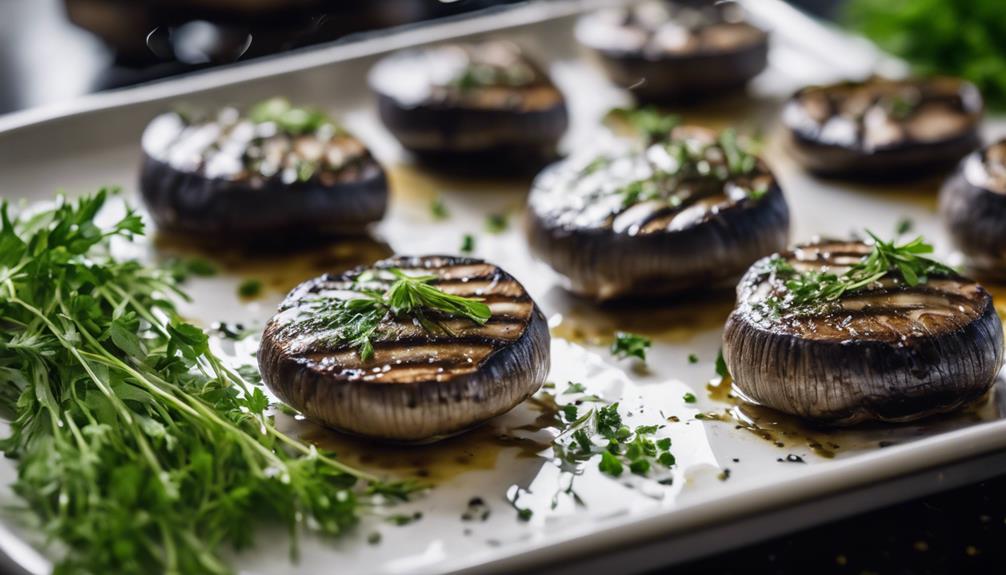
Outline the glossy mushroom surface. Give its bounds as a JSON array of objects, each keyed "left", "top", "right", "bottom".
[
  {"left": 526, "top": 126, "right": 790, "bottom": 300},
  {"left": 576, "top": 1, "right": 768, "bottom": 102},
  {"left": 940, "top": 139, "right": 1006, "bottom": 278},
  {"left": 783, "top": 77, "right": 982, "bottom": 178},
  {"left": 258, "top": 256, "right": 550, "bottom": 443},
  {"left": 140, "top": 99, "right": 387, "bottom": 241},
  {"left": 724, "top": 240, "right": 1003, "bottom": 424},
  {"left": 368, "top": 41, "right": 568, "bottom": 169}
]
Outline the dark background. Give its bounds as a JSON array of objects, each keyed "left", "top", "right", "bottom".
[{"left": 0, "top": 1, "right": 1001, "bottom": 574}]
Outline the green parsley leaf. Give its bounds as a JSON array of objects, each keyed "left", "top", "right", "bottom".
[
  {"left": 599, "top": 450, "right": 624, "bottom": 477},
  {"left": 606, "top": 106, "right": 681, "bottom": 143},
  {"left": 249, "top": 97, "right": 334, "bottom": 135},
  {"left": 715, "top": 349, "right": 729, "bottom": 379},
  {"left": 430, "top": 197, "right": 449, "bottom": 220},
  {"left": 485, "top": 213, "right": 508, "bottom": 234},
  {"left": 683, "top": 392, "right": 697, "bottom": 404},
  {"left": 895, "top": 217, "right": 914, "bottom": 236},
  {"left": 237, "top": 278, "right": 263, "bottom": 299},
  {"left": 562, "top": 382, "right": 587, "bottom": 395},
  {"left": 611, "top": 332, "right": 651, "bottom": 362}
]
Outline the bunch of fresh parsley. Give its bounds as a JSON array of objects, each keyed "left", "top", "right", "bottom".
[
  {"left": 0, "top": 190, "right": 415, "bottom": 574},
  {"left": 846, "top": 0, "right": 1006, "bottom": 108}
]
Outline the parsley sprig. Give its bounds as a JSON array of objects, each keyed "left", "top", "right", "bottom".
[
  {"left": 294, "top": 268, "right": 491, "bottom": 361},
  {"left": 763, "top": 231, "right": 956, "bottom": 314},
  {"left": 0, "top": 190, "right": 417, "bottom": 574}
]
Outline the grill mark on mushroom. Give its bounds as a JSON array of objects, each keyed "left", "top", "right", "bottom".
[
  {"left": 259, "top": 255, "right": 550, "bottom": 442},
  {"left": 724, "top": 240, "right": 1004, "bottom": 424},
  {"left": 575, "top": 1, "right": 768, "bottom": 102},
  {"left": 783, "top": 77, "right": 982, "bottom": 178},
  {"left": 369, "top": 41, "right": 568, "bottom": 168},
  {"left": 526, "top": 127, "right": 789, "bottom": 300},
  {"left": 139, "top": 104, "right": 388, "bottom": 240}
]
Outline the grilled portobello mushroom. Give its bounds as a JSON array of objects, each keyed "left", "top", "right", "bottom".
[
  {"left": 368, "top": 41, "right": 568, "bottom": 170},
  {"left": 576, "top": 1, "right": 768, "bottom": 103},
  {"left": 940, "top": 139, "right": 1006, "bottom": 278},
  {"left": 258, "top": 255, "right": 550, "bottom": 442},
  {"left": 526, "top": 125, "right": 790, "bottom": 301},
  {"left": 783, "top": 77, "right": 982, "bottom": 179},
  {"left": 140, "top": 98, "right": 387, "bottom": 242},
  {"left": 724, "top": 239, "right": 1003, "bottom": 424}
]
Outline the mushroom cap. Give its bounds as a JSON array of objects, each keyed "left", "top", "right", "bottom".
[
  {"left": 369, "top": 41, "right": 568, "bottom": 167},
  {"left": 940, "top": 139, "right": 1006, "bottom": 277},
  {"left": 526, "top": 127, "right": 790, "bottom": 300},
  {"left": 258, "top": 255, "right": 550, "bottom": 442},
  {"left": 575, "top": 2, "right": 768, "bottom": 102},
  {"left": 783, "top": 77, "right": 982, "bottom": 179},
  {"left": 724, "top": 240, "right": 1003, "bottom": 424},
  {"left": 139, "top": 108, "right": 387, "bottom": 240}
]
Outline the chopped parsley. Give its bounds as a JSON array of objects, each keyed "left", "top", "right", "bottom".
[
  {"left": 606, "top": 106, "right": 682, "bottom": 143},
  {"left": 603, "top": 108, "right": 767, "bottom": 209},
  {"left": 715, "top": 349, "right": 729, "bottom": 378},
  {"left": 552, "top": 403, "right": 675, "bottom": 479},
  {"left": 430, "top": 196, "right": 450, "bottom": 220},
  {"left": 611, "top": 332, "right": 651, "bottom": 362},
  {"left": 386, "top": 512, "right": 423, "bottom": 526},
  {"left": 683, "top": 393, "right": 697, "bottom": 404},
  {"left": 163, "top": 256, "right": 217, "bottom": 283},
  {"left": 688, "top": 353, "right": 699, "bottom": 364},
  {"left": 485, "top": 213, "right": 508, "bottom": 234},
  {"left": 249, "top": 97, "right": 334, "bottom": 135},
  {"left": 562, "top": 382, "right": 587, "bottom": 395},
  {"left": 237, "top": 278, "right": 263, "bottom": 299},
  {"left": 450, "top": 61, "right": 534, "bottom": 92},
  {"left": 895, "top": 217, "right": 914, "bottom": 236},
  {"left": 460, "top": 234, "right": 475, "bottom": 253}
]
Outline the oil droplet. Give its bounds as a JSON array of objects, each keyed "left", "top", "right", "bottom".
[
  {"left": 840, "top": 176, "right": 942, "bottom": 212},
  {"left": 387, "top": 164, "right": 530, "bottom": 205},
  {"left": 292, "top": 402, "right": 557, "bottom": 484},
  {"left": 729, "top": 404, "right": 840, "bottom": 459},
  {"left": 550, "top": 292, "right": 735, "bottom": 345},
  {"left": 706, "top": 374, "right": 736, "bottom": 404},
  {"left": 701, "top": 383, "right": 1004, "bottom": 459}
]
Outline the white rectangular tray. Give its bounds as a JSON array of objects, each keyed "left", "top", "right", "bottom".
[{"left": 1, "top": 1, "right": 1005, "bottom": 574}]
